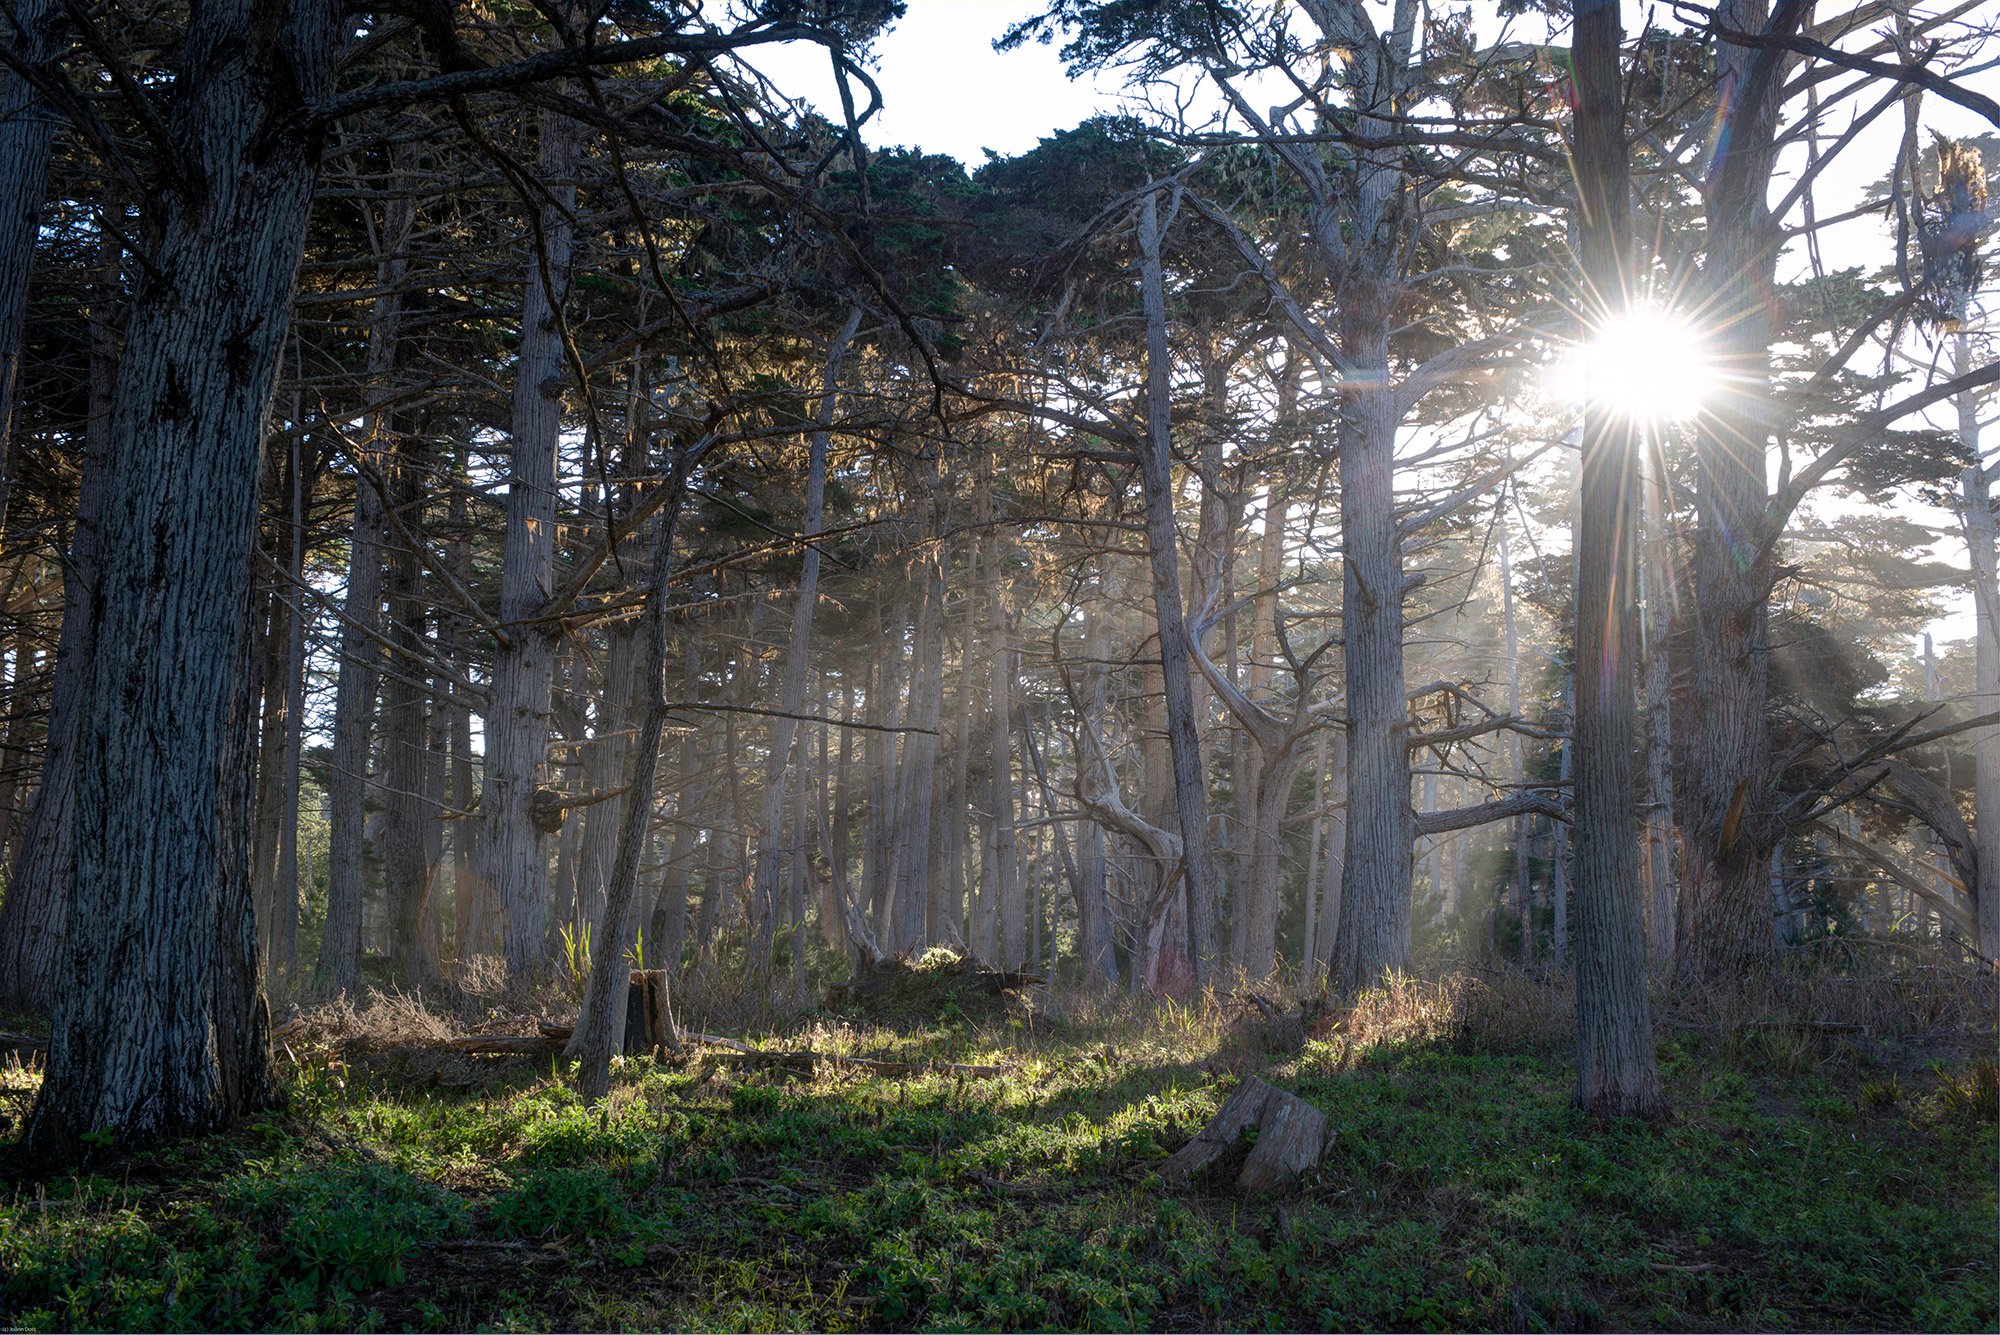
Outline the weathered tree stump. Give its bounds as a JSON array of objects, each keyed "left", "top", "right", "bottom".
[
  {"left": 1160, "top": 1076, "right": 1331, "bottom": 1194},
  {"left": 621, "top": 969, "right": 681, "bottom": 1058}
]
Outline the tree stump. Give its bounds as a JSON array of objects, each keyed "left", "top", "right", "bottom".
[
  {"left": 1160, "top": 1076, "right": 1330, "bottom": 1194},
  {"left": 621, "top": 969, "right": 681, "bottom": 1058}
]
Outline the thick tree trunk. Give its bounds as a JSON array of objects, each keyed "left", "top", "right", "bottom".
[
  {"left": 1569, "top": 0, "right": 1664, "bottom": 1118},
  {"left": 1136, "top": 188, "right": 1223, "bottom": 982},
  {"left": 988, "top": 565, "right": 1023, "bottom": 970},
  {"left": 1332, "top": 301, "right": 1414, "bottom": 990},
  {"left": 26, "top": 0, "right": 342, "bottom": 1161},
  {"left": 480, "top": 109, "right": 583, "bottom": 980},
  {"left": 1674, "top": 0, "right": 1798, "bottom": 980},
  {"left": 0, "top": 184, "right": 118, "bottom": 1013}
]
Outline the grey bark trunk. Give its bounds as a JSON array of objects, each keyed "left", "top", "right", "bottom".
[
  {"left": 1960, "top": 332, "right": 1998, "bottom": 959},
  {"left": 1675, "top": 0, "right": 1798, "bottom": 979},
  {"left": 480, "top": 109, "right": 583, "bottom": 980},
  {"left": 27, "top": 0, "right": 342, "bottom": 1160},
  {"left": 749, "top": 306, "right": 860, "bottom": 965},
  {"left": 1569, "top": 0, "right": 1665, "bottom": 1118},
  {"left": 1135, "top": 188, "right": 1223, "bottom": 982},
  {"left": 319, "top": 193, "right": 409, "bottom": 995},
  {"left": 1331, "top": 304, "right": 1414, "bottom": 990},
  {"left": 570, "top": 447, "right": 695, "bottom": 1100}
]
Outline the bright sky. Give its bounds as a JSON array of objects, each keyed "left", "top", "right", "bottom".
[
  {"left": 749, "top": 0, "right": 1128, "bottom": 164},
  {"left": 748, "top": 0, "right": 1993, "bottom": 657}
]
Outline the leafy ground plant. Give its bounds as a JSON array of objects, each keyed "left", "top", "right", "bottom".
[{"left": 1, "top": 973, "right": 1994, "bottom": 1333}]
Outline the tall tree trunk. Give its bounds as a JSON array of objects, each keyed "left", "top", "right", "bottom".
[
  {"left": 988, "top": 553, "right": 1023, "bottom": 970},
  {"left": 319, "top": 191, "right": 409, "bottom": 995},
  {"left": 1569, "top": 0, "right": 1664, "bottom": 1118},
  {"left": 445, "top": 441, "right": 482, "bottom": 962},
  {"left": 892, "top": 493, "right": 945, "bottom": 953},
  {"left": 570, "top": 447, "right": 695, "bottom": 1101},
  {"left": 749, "top": 306, "right": 860, "bottom": 965},
  {"left": 1239, "top": 486, "right": 1291, "bottom": 979},
  {"left": 1331, "top": 292, "right": 1414, "bottom": 990},
  {"left": 480, "top": 109, "right": 583, "bottom": 980},
  {"left": 1499, "top": 502, "right": 1534, "bottom": 966},
  {"left": 1639, "top": 445, "right": 1679, "bottom": 964},
  {"left": 26, "top": 0, "right": 342, "bottom": 1161},
  {"left": 379, "top": 436, "right": 440, "bottom": 990},
  {"left": 1675, "top": 0, "right": 1800, "bottom": 979},
  {"left": 1961, "top": 331, "right": 1998, "bottom": 960},
  {"left": 1074, "top": 602, "right": 1116, "bottom": 986},
  {"left": 0, "top": 182, "right": 118, "bottom": 1013},
  {"left": 1135, "top": 188, "right": 1223, "bottom": 983},
  {"left": 0, "top": 0, "right": 59, "bottom": 534}
]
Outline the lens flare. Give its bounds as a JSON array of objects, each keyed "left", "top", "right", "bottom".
[{"left": 1551, "top": 307, "right": 1715, "bottom": 423}]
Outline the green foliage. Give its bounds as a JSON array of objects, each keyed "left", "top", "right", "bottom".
[
  {"left": 2, "top": 1010, "right": 1992, "bottom": 1332},
  {"left": 489, "top": 1167, "right": 634, "bottom": 1241}
]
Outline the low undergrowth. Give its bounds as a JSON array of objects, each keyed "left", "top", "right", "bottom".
[{"left": 1, "top": 965, "right": 1993, "bottom": 1332}]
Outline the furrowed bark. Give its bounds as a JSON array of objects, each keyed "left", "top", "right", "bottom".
[
  {"left": 28, "top": 0, "right": 344, "bottom": 1162},
  {"left": 480, "top": 107, "right": 583, "bottom": 980},
  {"left": 1569, "top": 0, "right": 1664, "bottom": 1119}
]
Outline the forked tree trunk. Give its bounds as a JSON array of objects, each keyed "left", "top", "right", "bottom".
[
  {"left": 480, "top": 109, "right": 583, "bottom": 979},
  {"left": 27, "top": 0, "right": 343, "bottom": 1162},
  {"left": 1569, "top": 0, "right": 1664, "bottom": 1118}
]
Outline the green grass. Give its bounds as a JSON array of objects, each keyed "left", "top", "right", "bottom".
[{"left": 0, "top": 990, "right": 1993, "bottom": 1332}]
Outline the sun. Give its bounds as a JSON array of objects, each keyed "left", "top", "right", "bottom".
[{"left": 1550, "top": 307, "right": 1716, "bottom": 423}]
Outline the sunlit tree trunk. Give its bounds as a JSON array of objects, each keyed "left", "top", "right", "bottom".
[
  {"left": 1674, "top": 0, "right": 1801, "bottom": 979},
  {"left": 749, "top": 306, "right": 860, "bottom": 966},
  {"left": 1135, "top": 188, "right": 1223, "bottom": 982},
  {"left": 1569, "top": 0, "right": 1664, "bottom": 1118},
  {"left": 1960, "top": 331, "right": 1998, "bottom": 960}
]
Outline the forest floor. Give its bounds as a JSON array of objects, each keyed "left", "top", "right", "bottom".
[{"left": 0, "top": 957, "right": 1995, "bottom": 1333}]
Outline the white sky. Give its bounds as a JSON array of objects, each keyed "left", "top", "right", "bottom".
[{"left": 747, "top": 0, "right": 1994, "bottom": 657}]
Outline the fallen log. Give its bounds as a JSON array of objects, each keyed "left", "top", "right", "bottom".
[
  {"left": 1161, "top": 1076, "right": 1331, "bottom": 1195},
  {"left": 446, "top": 1035, "right": 562, "bottom": 1055}
]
